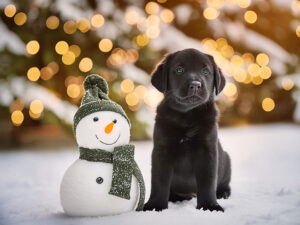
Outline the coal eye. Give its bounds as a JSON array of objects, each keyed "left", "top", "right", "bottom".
[
  {"left": 96, "top": 177, "right": 103, "bottom": 184},
  {"left": 93, "top": 117, "right": 98, "bottom": 122},
  {"left": 113, "top": 119, "right": 117, "bottom": 124},
  {"left": 202, "top": 68, "right": 209, "bottom": 75},
  {"left": 176, "top": 66, "right": 184, "bottom": 74}
]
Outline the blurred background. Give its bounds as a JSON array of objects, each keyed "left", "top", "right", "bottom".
[{"left": 0, "top": 0, "right": 300, "bottom": 149}]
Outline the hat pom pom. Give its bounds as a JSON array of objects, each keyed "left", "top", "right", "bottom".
[{"left": 84, "top": 74, "right": 108, "bottom": 94}]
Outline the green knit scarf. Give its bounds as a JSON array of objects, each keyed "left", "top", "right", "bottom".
[{"left": 79, "top": 144, "right": 145, "bottom": 211}]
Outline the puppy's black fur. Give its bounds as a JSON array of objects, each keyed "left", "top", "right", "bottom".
[{"left": 143, "top": 49, "right": 231, "bottom": 212}]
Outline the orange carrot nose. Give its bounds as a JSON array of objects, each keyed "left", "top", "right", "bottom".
[{"left": 105, "top": 122, "right": 114, "bottom": 134}]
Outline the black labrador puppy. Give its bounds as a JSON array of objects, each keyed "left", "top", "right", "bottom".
[{"left": 143, "top": 49, "right": 231, "bottom": 212}]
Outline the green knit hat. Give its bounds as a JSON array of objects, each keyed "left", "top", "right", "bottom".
[{"left": 73, "top": 74, "right": 130, "bottom": 135}]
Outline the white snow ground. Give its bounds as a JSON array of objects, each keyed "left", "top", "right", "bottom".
[{"left": 0, "top": 123, "right": 300, "bottom": 225}]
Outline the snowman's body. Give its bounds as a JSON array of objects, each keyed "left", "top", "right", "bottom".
[{"left": 60, "top": 111, "right": 139, "bottom": 216}]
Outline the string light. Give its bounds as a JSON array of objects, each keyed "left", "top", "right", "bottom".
[
  {"left": 223, "top": 83, "right": 237, "bottom": 97},
  {"left": 69, "top": 45, "right": 81, "bottom": 57},
  {"left": 55, "top": 41, "right": 69, "bottom": 55},
  {"left": 46, "top": 16, "right": 59, "bottom": 30},
  {"left": 91, "top": 14, "right": 104, "bottom": 28},
  {"left": 203, "top": 8, "right": 219, "bottom": 20},
  {"left": 14, "top": 12, "right": 27, "bottom": 26},
  {"left": 4, "top": 4, "right": 16, "bottom": 17},
  {"left": 145, "top": 2, "right": 160, "bottom": 15},
  {"left": 62, "top": 51, "right": 75, "bottom": 65},
  {"left": 99, "top": 39, "right": 113, "bottom": 52},
  {"left": 134, "top": 85, "right": 147, "bottom": 99},
  {"left": 63, "top": 21, "right": 77, "bottom": 34},
  {"left": 11, "top": 110, "right": 24, "bottom": 126},
  {"left": 160, "top": 9, "right": 175, "bottom": 23},
  {"left": 67, "top": 84, "right": 81, "bottom": 98},
  {"left": 47, "top": 62, "right": 59, "bottom": 75},
  {"left": 27, "top": 67, "right": 40, "bottom": 81},
  {"left": 281, "top": 78, "right": 294, "bottom": 91},
  {"left": 125, "top": 93, "right": 139, "bottom": 106},
  {"left": 146, "top": 26, "right": 160, "bottom": 39},
  {"left": 136, "top": 34, "right": 149, "bottom": 47},
  {"left": 248, "top": 63, "right": 260, "bottom": 77},
  {"left": 40, "top": 66, "right": 54, "bottom": 80},
  {"left": 259, "top": 66, "right": 272, "bottom": 79},
  {"left": 30, "top": 100, "right": 44, "bottom": 114},
  {"left": 79, "top": 57, "right": 93, "bottom": 72},
  {"left": 146, "top": 15, "right": 160, "bottom": 27},
  {"left": 233, "top": 69, "right": 247, "bottom": 82},
  {"left": 26, "top": 40, "right": 40, "bottom": 55},
  {"left": 244, "top": 10, "right": 257, "bottom": 24},
  {"left": 262, "top": 98, "right": 275, "bottom": 112},
  {"left": 125, "top": 10, "right": 140, "bottom": 25},
  {"left": 157, "top": 0, "right": 167, "bottom": 3},
  {"left": 29, "top": 110, "right": 41, "bottom": 120},
  {"left": 237, "top": 0, "right": 251, "bottom": 8},
  {"left": 121, "top": 79, "right": 134, "bottom": 93},
  {"left": 256, "top": 53, "right": 269, "bottom": 66},
  {"left": 77, "top": 18, "right": 91, "bottom": 33},
  {"left": 252, "top": 76, "right": 263, "bottom": 85}
]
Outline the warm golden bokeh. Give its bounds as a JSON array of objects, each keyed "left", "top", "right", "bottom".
[
  {"left": 4, "top": 4, "right": 16, "bottom": 18},
  {"left": 67, "top": 84, "right": 81, "bottom": 98},
  {"left": 79, "top": 57, "right": 93, "bottom": 72},
  {"left": 203, "top": 7, "right": 219, "bottom": 20},
  {"left": 91, "top": 14, "right": 105, "bottom": 28},
  {"left": 262, "top": 98, "right": 275, "bottom": 112},
  {"left": 99, "top": 39, "right": 113, "bottom": 52},
  {"left": 62, "top": 51, "right": 76, "bottom": 65},
  {"left": 121, "top": 79, "right": 134, "bottom": 93},
  {"left": 256, "top": 53, "right": 269, "bottom": 66},
  {"left": 26, "top": 40, "right": 40, "bottom": 55},
  {"left": 30, "top": 100, "right": 44, "bottom": 114},
  {"left": 63, "top": 21, "right": 77, "bottom": 34},
  {"left": 160, "top": 9, "right": 175, "bottom": 23},
  {"left": 11, "top": 110, "right": 24, "bottom": 126},
  {"left": 145, "top": 1, "right": 160, "bottom": 15},
  {"left": 125, "top": 93, "right": 139, "bottom": 106},
  {"left": 55, "top": 41, "right": 69, "bottom": 55},
  {"left": 136, "top": 34, "right": 149, "bottom": 47},
  {"left": 281, "top": 78, "right": 294, "bottom": 91},
  {"left": 14, "top": 12, "right": 27, "bottom": 26},
  {"left": 46, "top": 16, "right": 60, "bottom": 30},
  {"left": 69, "top": 45, "right": 81, "bottom": 58},
  {"left": 77, "top": 18, "right": 91, "bottom": 33},
  {"left": 125, "top": 10, "right": 140, "bottom": 25},
  {"left": 27, "top": 67, "right": 40, "bottom": 82},
  {"left": 223, "top": 83, "right": 237, "bottom": 97},
  {"left": 244, "top": 10, "right": 257, "bottom": 24}
]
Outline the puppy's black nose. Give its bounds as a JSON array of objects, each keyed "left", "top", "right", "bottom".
[{"left": 189, "top": 81, "right": 201, "bottom": 91}]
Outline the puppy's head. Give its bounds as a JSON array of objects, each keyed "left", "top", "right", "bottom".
[{"left": 151, "top": 48, "right": 225, "bottom": 112}]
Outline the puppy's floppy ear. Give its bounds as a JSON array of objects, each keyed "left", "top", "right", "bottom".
[
  {"left": 208, "top": 55, "right": 226, "bottom": 95},
  {"left": 151, "top": 53, "right": 173, "bottom": 93}
]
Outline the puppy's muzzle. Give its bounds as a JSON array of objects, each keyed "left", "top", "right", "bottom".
[{"left": 188, "top": 81, "right": 201, "bottom": 95}]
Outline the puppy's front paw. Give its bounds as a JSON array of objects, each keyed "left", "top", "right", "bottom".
[
  {"left": 197, "top": 203, "right": 224, "bottom": 212},
  {"left": 143, "top": 201, "right": 167, "bottom": 211}
]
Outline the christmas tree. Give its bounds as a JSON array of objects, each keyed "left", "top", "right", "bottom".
[{"left": 0, "top": 0, "right": 299, "bottom": 147}]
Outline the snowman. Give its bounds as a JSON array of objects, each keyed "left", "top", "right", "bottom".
[{"left": 60, "top": 74, "right": 145, "bottom": 216}]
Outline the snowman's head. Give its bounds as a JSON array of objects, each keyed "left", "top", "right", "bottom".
[{"left": 75, "top": 111, "right": 130, "bottom": 151}]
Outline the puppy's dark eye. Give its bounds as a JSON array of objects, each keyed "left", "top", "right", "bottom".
[
  {"left": 93, "top": 117, "right": 99, "bottom": 122},
  {"left": 176, "top": 66, "right": 184, "bottom": 74},
  {"left": 202, "top": 68, "right": 210, "bottom": 75}
]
